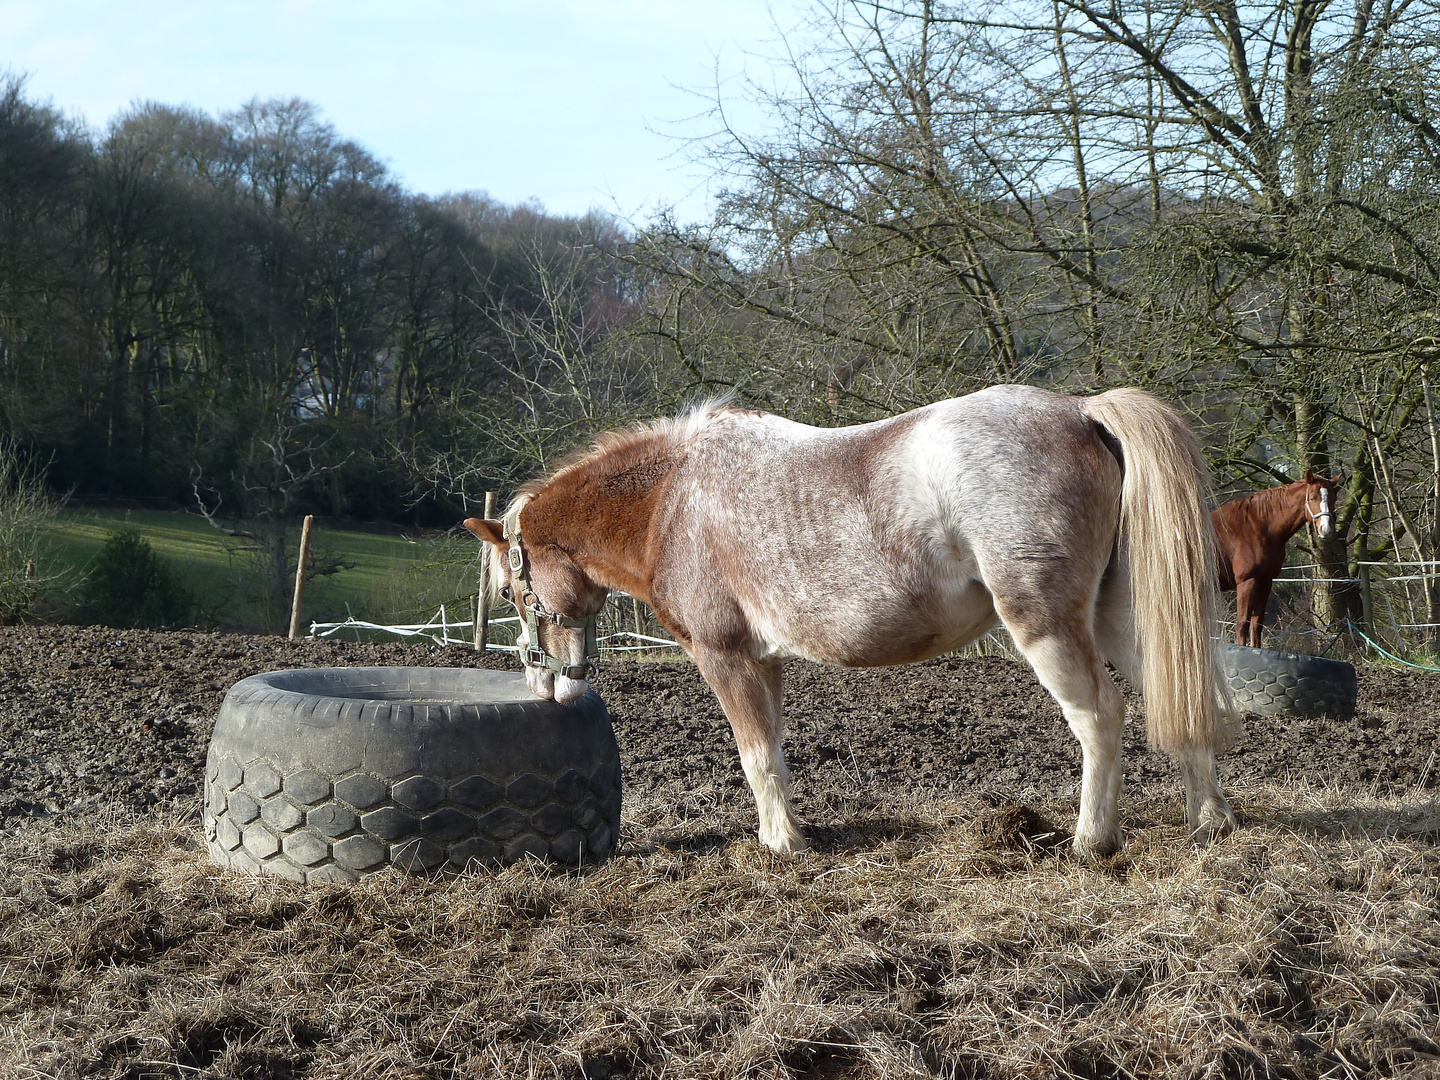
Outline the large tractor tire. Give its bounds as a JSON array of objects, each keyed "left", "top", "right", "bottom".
[
  {"left": 1217, "top": 643, "right": 1358, "bottom": 721},
  {"left": 203, "top": 667, "right": 621, "bottom": 884}
]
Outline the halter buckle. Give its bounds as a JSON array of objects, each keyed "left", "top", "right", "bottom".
[{"left": 508, "top": 545, "right": 524, "bottom": 572}]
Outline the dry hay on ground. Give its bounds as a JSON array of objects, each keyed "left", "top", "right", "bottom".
[
  {"left": 1, "top": 627, "right": 1438, "bottom": 1078},
  {"left": 2, "top": 782, "right": 1438, "bottom": 1080}
]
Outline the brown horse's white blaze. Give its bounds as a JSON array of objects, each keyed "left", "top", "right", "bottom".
[{"left": 465, "top": 385, "right": 1237, "bottom": 857}]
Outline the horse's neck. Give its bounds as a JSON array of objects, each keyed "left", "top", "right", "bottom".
[
  {"left": 1253, "top": 483, "right": 1311, "bottom": 541},
  {"left": 525, "top": 433, "right": 681, "bottom": 601}
]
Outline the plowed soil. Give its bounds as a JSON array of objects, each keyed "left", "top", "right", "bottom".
[{"left": 1, "top": 625, "right": 1434, "bottom": 832}]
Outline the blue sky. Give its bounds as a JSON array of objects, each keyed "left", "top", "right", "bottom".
[{"left": 0, "top": 1, "right": 812, "bottom": 225}]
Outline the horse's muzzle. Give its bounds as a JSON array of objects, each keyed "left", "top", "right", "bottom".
[{"left": 524, "top": 664, "right": 589, "bottom": 705}]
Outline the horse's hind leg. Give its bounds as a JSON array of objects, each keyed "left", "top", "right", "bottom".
[
  {"left": 693, "top": 648, "right": 805, "bottom": 853},
  {"left": 1176, "top": 752, "right": 1235, "bottom": 844},
  {"left": 1094, "top": 570, "right": 1236, "bottom": 844},
  {"left": 997, "top": 604, "right": 1126, "bottom": 857}
]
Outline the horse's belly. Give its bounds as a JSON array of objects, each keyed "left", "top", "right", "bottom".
[{"left": 753, "top": 577, "right": 997, "bottom": 668}]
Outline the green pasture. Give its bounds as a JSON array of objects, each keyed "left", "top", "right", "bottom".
[{"left": 43, "top": 508, "right": 482, "bottom": 634}]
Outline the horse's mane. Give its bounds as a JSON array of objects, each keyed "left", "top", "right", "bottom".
[
  {"left": 1224, "top": 476, "right": 1306, "bottom": 515},
  {"left": 1236, "top": 483, "right": 1289, "bottom": 512},
  {"left": 514, "top": 396, "right": 736, "bottom": 504},
  {"left": 484, "top": 398, "right": 735, "bottom": 603}
]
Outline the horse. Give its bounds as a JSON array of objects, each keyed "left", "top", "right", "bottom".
[
  {"left": 464, "top": 385, "right": 1236, "bottom": 858},
  {"left": 1212, "top": 470, "right": 1343, "bottom": 648}
]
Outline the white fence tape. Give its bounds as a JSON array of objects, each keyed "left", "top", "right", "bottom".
[
  {"left": 309, "top": 598, "right": 681, "bottom": 654},
  {"left": 311, "top": 560, "right": 1439, "bottom": 660}
]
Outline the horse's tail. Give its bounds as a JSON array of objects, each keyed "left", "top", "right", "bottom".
[{"left": 1081, "top": 389, "right": 1231, "bottom": 754}]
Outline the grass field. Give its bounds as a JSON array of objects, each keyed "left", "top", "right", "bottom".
[{"left": 42, "top": 507, "right": 481, "bottom": 633}]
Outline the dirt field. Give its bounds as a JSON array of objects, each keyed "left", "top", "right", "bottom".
[{"left": 2, "top": 626, "right": 1438, "bottom": 1078}]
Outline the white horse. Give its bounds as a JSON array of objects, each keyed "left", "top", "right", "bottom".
[{"left": 465, "top": 385, "right": 1236, "bottom": 857}]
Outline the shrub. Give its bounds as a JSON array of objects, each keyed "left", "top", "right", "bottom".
[
  {"left": 79, "top": 529, "right": 194, "bottom": 629},
  {"left": 0, "top": 439, "right": 62, "bottom": 624}
]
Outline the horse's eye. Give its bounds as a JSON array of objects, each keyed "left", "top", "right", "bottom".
[{"left": 500, "top": 585, "right": 513, "bottom": 602}]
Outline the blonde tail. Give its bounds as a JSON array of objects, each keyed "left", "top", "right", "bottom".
[{"left": 1082, "top": 389, "right": 1230, "bottom": 754}]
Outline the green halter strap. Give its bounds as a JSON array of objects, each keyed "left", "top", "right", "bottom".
[{"left": 504, "top": 518, "right": 600, "bottom": 681}]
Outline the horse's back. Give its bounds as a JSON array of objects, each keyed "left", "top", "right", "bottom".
[
  {"left": 655, "top": 386, "right": 1124, "bottom": 664},
  {"left": 675, "top": 385, "right": 1121, "bottom": 567},
  {"left": 902, "top": 387, "right": 1126, "bottom": 608},
  {"left": 895, "top": 386, "right": 1120, "bottom": 527}
]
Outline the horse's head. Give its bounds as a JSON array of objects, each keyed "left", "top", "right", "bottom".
[
  {"left": 464, "top": 511, "right": 607, "bottom": 705},
  {"left": 1302, "top": 469, "right": 1343, "bottom": 540}
]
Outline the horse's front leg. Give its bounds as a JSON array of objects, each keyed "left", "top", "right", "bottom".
[
  {"left": 693, "top": 648, "right": 805, "bottom": 853},
  {"left": 1246, "top": 577, "right": 1273, "bottom": 649},
  {"left": 1234, "top": 577, "right": 1256, "bottom": 646}
]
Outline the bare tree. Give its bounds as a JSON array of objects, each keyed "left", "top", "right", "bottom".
[
  {"left": 0, "top": 439, "right": 69, "bottom": 623},
  {"left": 409, "top": 214, "right": 663, "bottom": 512},
  {"left": 192, "top": 419, "right": 353, "bottom": 630},
  {"left": 634, "top": 0, "right": 1440, "bottom": 638}
]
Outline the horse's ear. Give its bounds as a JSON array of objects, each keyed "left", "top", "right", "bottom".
[
  {"left": 1303, "top": 468, "right": 1318, "bottom": 483},
  {"left": 1330, "top": 471, "right": 1345, "bottom": 486},
  {"left": 463, "top": 518, "right": 506, "bottom": 546}
]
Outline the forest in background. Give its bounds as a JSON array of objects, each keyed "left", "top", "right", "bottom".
[
  {"left": 0, "top": 78, "right": 633, "bottom": 523},
  {"left": 5, "top": 0, "right": 1440, "bottom": 651}
]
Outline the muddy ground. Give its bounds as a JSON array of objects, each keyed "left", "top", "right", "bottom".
[{"left": 1, "top": 625, "right": 1435, "bottom": 834}]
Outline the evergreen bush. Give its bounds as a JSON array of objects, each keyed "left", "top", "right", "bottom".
[{"left": 80, "top": 530, "right": 193, "bottom": 629}]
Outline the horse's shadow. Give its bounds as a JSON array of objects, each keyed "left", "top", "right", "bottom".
[
  {"left": 645, "top": 828, "right": 745, "bottom": 856},
  {"left": 804, "top": 816, "right": 944, "bottom": 853},
  {"left": 638, "top": 805, "right": 1077, "bottom": 860},
  {"left": 637, "top": 816, "right": 941, "bottom": 857},
  {"left": 1243, "top": 801, "right": 1440, "bottom": 842}
]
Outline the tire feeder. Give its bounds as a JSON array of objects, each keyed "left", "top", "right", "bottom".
[
  {"left": 203, "top": 667, "right": 622, "bottom": 884},
  {"left": 1218, "top": 643, "right": 1358, "bottom": 721}
]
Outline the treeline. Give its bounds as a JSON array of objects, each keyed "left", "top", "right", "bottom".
[{"left": 0, "top": 79, "right": 630, "bottom": 524}]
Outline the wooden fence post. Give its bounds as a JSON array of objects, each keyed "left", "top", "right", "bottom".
[
  {"left": 288, "top": 514, "right": 315, "bottom": 640},
  {"left": 473, "top": 491, "right": 497, "bottom": 651}
]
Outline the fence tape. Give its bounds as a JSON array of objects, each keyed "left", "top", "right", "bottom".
[
  {"left": 1347, "top": 621, "right": 1440, "bottom": 673},
  {"left": 309, "top": 607, "right": 680, "bottom": 653}
]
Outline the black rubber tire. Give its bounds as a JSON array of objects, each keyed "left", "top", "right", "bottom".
[
  {"left": 1217, "top": 643, "right": 1358, "bottom": 721},
  {"left": 203, "top": 667, "right": 621, "bottom": 884}
]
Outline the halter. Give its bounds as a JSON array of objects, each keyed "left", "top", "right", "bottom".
[
  {"left": 503, "top": 518, "right": 599, "bottom": 681},
  {"left": 1306, "top": 485, "right": 1333, "bottom": 534}
]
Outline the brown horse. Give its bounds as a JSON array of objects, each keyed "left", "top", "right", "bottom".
[
  {"left": 465, "top": 386, "right": 1235, "bottom": 858},
  {"left": 1212, "top": 470, "right": 1343, "bottom": 648}
]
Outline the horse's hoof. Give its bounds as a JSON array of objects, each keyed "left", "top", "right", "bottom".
[
  {"left": 759, "top": 829, "right": 808, "bottom": 854},
  {"left": 1189, "top": 802, "right": 1237, "bottom": 845},
  {"left": 1071, "top": 831, "right": 1122, "bottom": 860}
]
